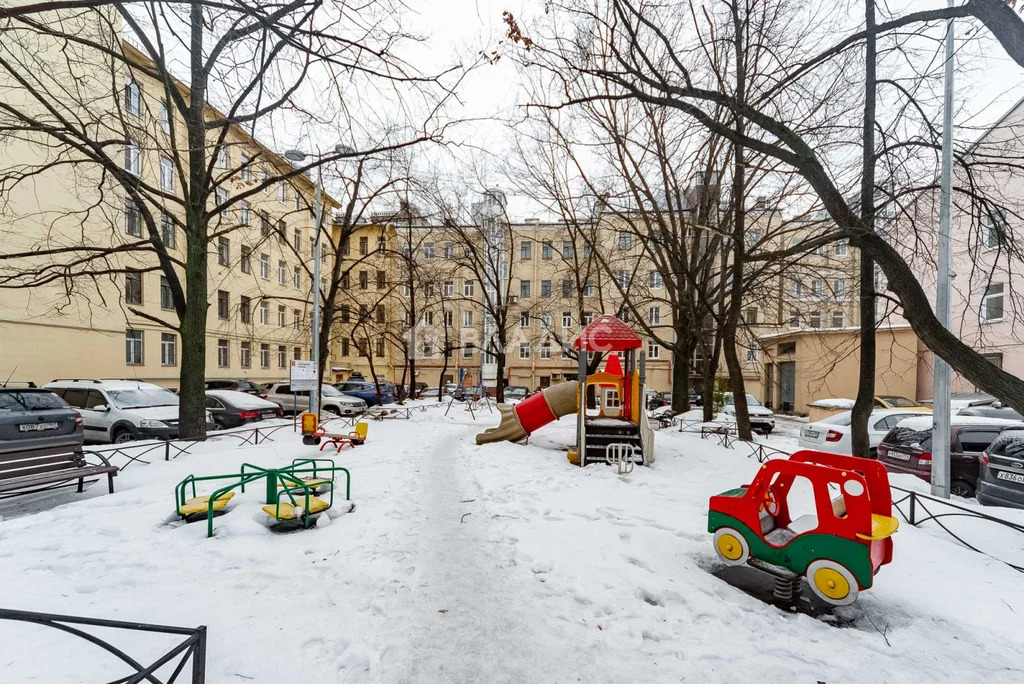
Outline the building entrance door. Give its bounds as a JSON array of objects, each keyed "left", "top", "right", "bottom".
[{"left": 779, "top": 361, "right": 796, "bottom": 413}]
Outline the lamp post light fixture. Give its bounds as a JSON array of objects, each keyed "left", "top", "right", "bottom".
[{"left": 283, "top": 144, "right": 353, "bottom": 416}]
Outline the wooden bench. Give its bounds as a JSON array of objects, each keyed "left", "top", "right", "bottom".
[{"left": 0, "top": 445, "right": 118, "bottom": 498}]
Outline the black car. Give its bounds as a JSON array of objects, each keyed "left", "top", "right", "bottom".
[
  {"left": 0, "top": 387, "right": 84, "bottom": 454},
  {"left": 959, "top": 403, "right": 1023, "bottom": 421},
  {"left": 204, "top": 390, "right": 283, "bottom": 429},
  {"left": 204, "top": 379, "right": 269, "bottom": 398},
  {"left": 977, "top": 429, "right": 1024, "bottom": 509}
]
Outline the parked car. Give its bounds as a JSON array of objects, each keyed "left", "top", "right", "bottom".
[
  {"left": 877, "top": 416, "right": 1024, "bottom": 498},
  {"left": 45, "top": 379, "right": 215, "bottom": 443},
  {"left": 203, "top": 378, "right": 269, "bottom": 398},
  {"left": 443, "top": 384, "right": 466, "bottom": 401},
  {"left": 873, "top": 395, "right": 930, "bottom": 411},
  {"left": 722, "top": 392, "right": 776, "bottom": 435},
  {"left": 798, "top": 409, "right": 921, "bottom": 456},
  {"left": 977, "top": 429, "right": 1024, "bottom": 509},
  {"left": 0, "top": 387, "right": 84, "bottom": 454},
  {"left": 333, "top": 380, "right": 395, "bottom": 405},
  {"left": 419, "top": 386, "right": 442, "bottom": 400},
  {"left": 264, "top": 382, "right": 367, "bottom": 415},
  {"left": 503, "top": 386, "right": 528, "bottom": 402},
  {"left": 958, "top": 402, "right": 1023, "bottom": 421},
  {"left": 204, "top": 390, "right": 283, "bottom": 429}
]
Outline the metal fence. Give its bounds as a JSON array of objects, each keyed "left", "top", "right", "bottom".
[{"left": 0, "top": 609, "right": 206, "bottom": 683}]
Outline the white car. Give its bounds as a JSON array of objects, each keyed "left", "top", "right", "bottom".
[
  {"left": 264, "top": 382, "right": 367, "bottom": 415},
  {"left": 45, "top": 379, "right": 215, "bottom": 443},
  {"left": 798, "top": 408, "right": 922, "bottom": 456},
  {"left": 722, "top": 392, "right": 776, "bottom": 435}
]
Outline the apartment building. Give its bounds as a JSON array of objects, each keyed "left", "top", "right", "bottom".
[{"left": 0, "top": 29, "right": 335, "bottom": 388}]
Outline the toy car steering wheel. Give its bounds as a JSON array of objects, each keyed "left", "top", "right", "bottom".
[{"left": 761, "top": 486, "right": 780, "bottom": 516}]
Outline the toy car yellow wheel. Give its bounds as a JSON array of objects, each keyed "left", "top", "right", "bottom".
[
  {"left": 806, "top": 560, "right": 859, "bottom": 606},
  {"left": 713, "top": 527, "right": 750, "bottom": 566}
]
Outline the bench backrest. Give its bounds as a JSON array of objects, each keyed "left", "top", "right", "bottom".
[{"left": 0, "top": 446, "right": 85, "bottom": 481}]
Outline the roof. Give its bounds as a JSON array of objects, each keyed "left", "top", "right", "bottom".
[
  {"left": 573, "top": 315, "right": 642, "bottom": 352},
  {"left": 44, "top": 379, "right": 165, "bottom": 390},
  {"left": 894, "top": 415, "right": 1024, "bottom": 431}
]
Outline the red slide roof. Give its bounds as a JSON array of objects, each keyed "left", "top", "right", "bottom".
[{"left": 573, "top": 315, "right": 643, "bottom": 352}]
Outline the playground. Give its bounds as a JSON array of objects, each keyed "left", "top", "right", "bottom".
[{"left": 2, "top": 404, "right": 1024, "bottom": 682}]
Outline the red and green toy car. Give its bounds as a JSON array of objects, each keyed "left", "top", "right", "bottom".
[{"left": 708, "top": 450, "right": 899, "bottom": 606}]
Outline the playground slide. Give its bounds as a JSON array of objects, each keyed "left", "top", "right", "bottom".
[{"left": 476, "top": 381, "right": 578, "bottom": 445}]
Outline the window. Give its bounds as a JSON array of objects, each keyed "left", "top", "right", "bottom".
[
  {"left": 240, "top": 342, "right": 251, "bottom": 369},
  {"left": 541, "top": 241, "right": 553, "bottom": 259},
  {"left": 358, "top": 304, "right": 368, "bottom": 322},
  {"left": 125, "top": 271, "right": 143, "bottom": 305},
  {"left": 834, "top": 279, "right": 846, "bottom": 298},
  {"left": 359, "top": 271, "right": 368, "bottom": 290},
  {"left": 521, "top": 240, "right": 532, "bottom": 260},
  {"left": 358, "top": 236, "right": 368, "bottom": 255},
  {"left": 811, "top": 278, "right": 824, "bottom": 297},
  {"left": 377, "top": 271, "right": 386, "bottom": 289},
  {"left": 959, "top": 430, "right": 1002, "bottom": 453},
  {"left": 519, "top": 342, "right": 531, "bottom": 359},
  {"left": 294, "top": 347, "right": 302, "bottom": 361},
  {"left": 618, "top": 231, "right": 632, "bottom": 250},
  {"left": 126, "top": 330, "right": 143, "bottom": 365},
  {"left": 278, "top": 260, "right": 287, "bottom": 285},
  {"left": 217, "top": 339, "right": 229, "bottom": 367},
  {"left": 159, "top": 100, "right": 170, "bottom": 133},
  {"left": 161, "top": 333, "right": 177, "bottom": 366},
  {"left": 649, "top": 306, "right": 661, "bottom": 325},
  {"left": 215, "top": 188, "right": 227, "bottom": 216},
  {"left": 293, "top": 266, "right": 301, "bottom": 290},
  {"left": 832, "top": 310, "right": 845, "bottom": 328},
  {"left": 240, "top": 201, "right": 249, "bottom": 226},
  {"left": 621, "top": 309, "right": 631, "bottom": 323},
  {"left": 443, "top": 280, "right": 454, "bottom": 297},
  {"left": 584, "top": 281, "right": 596, "bottom": 297},
  {"left": 617, "top": 270, "right": 630, "bottom": 289},
  {"left": 583, "top": 243, "right": 593, "bottom": 258},
  {"left": 309, "top": 237, "right": 315, "bottom": 259},
  {"left": 293, "top": 228, "right": 301, "bottom": 252},
  {"left": 540, "top": 342, "right": 552, "bottom": 359},
  {"left": 277, "top": 220, "right": 286, "bottom": 244},
  {"left": 124, "top": 78, "right": 141, "bottom": 116},
  {"left": 340, "top": 306, "right": 350, "bottom": 324},
  {"left": 340, "top": 338, "right": 350, "bottom": 356},
  {"left": 443, "top": 242, "right": 454, "bottom": 259},
  {"left": 520, "top": 312, "right": 531, "bottom": 328},
  {"left": 278, "top": 182, "right": 288, "bottom": 202},
  {"left": 540, "top": 311, "right": 552, "bottom": 327},
  {"left": 561, "top": 241, "right": 574, "bottom": 259},
  {"left": 240, "top": 296, "right": 251, "bottom": 323},
  {"left": 278, "top": 305, "right": 286, "bottom": 327},
  {"left": 809, "top": 311, "right": 822, "bottom": 328},
  {"left": 160, "top": 157, "right": 174, "bottom": 191},
  {"left": 649, "top": 271, "right": 663, "bottom": 289},
  {"left": 647, "top": 340, "right": 660, "bottom": 359},
  {"left": 259, "top": 301, "right": 269, "bottom": 325},
  {"left": 463, "top": 280, "right": 475, "bottom": 297},
  {"left": 342, "top": 273, "right": 351, "bottom": 290},
  {"left": 561, "top": 279, "right": 573, "bottom": 298},
  {"left": 443, "top": 310, "right": 453, "bottom": 327},
  {"left": 746, "top": 344, "right": 758, "bottom": 363},
  {"left": 778, "top": 341, "right": 797, "bottom": 355},
  {"left": 217, "top": 290, "right": 229, "bottom": 320},
  {"left": 240, "top": 246, "right": 252, "bottom": 274},
  {"left": 744, "top": 307, "right": 758, "bottom": 325},
  {"left": 746, "top": 228, "right": 762, "bottom": 248},
  {"left": 520, "top": 280, "right": 531, "bottom": 298},
  {"left": 423, "top": 242, "right": 435, "bottom": 259},
  {"left": 218, "top": 237, "right": 229, "bottom": 266},
  {"left": 463, "top": 311, "right": 474, "bottom": 327},
  {"left": 375, "top": 339, "right": 385, "bottom": 358},
  {"left": 125, "top": 139, "right": 140, "bottom": 175},
  {"left": 541, "top": 280, "right": 552, "bottom": 298},
  {"left": 377, "top": 306, "right": 386, "bottom": 324},
  {"left": 260, "top": 343, "right": 270, "bottom": 369},
  {"left": 260, "top": 213, "right": 270, "bottom": 237},
  {"left": 277, "top": 345, "right": 287, "bottom": 368},
  {"left": 253, "top": 253, "right": 267, "bottom": 280},
  {"left": 463, "top": 342, "right": 476, "bottom": 359},
  {"left": 241, "top": 155, "right": 250, "bottom": 181},
  {"left": 295, "top": 193, "right": 302, "bottom": 211},
  {"left": 562, "top": 312, "right": 572, "bottom": 328},
  {"left": 125, "top": 199, "right": 141, "bottom": 237},
  {"left": 582, "top": 311, "right": 594, "bottom": 325},
  {"left": 424, "top": 282, "right": 434, "bottom": 297},
  {"left": 293, "top": 310, "right": 301, "bottom": 330},
  {"left": 982, "top": 282, "right": 1004, "bottom": 321},
  {"left": 983, "top": 210, "right": 1006, "bottom": 250},
  {"left": 789, "top": 279, "right": 802, "bottom": 298},
  {"left": 160, "top": 276, "right": 174, "bottom": 310},
  {"left": 835, "top": 239, "right": 849, "bottom": 256},
  {"left": 789, "top": 310, "right": 800, "bottom": 329}
]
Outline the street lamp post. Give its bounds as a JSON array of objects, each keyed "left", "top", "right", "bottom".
[{"left": 284, "top": 144, "right": 352, "bottom": 417}]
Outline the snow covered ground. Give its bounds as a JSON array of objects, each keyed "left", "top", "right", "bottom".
[{"left": 1, "top": 404, "right": 1023, "bottom": 683}]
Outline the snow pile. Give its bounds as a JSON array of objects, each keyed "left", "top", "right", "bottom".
[
  {"left": 0, "top": 407, "right": 1022, "bottom": 682},
  {"left": 808, "top": 398, "right": 856, "bottom": 409}
]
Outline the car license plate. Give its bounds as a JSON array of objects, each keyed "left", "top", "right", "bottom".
[
  {"left": 887, "top": 451, "right": 911, "bottom": 461},
  {"left": 996, "top": 471, "right": 1024, "bottom": 485},
  {"left": 19, "top": 422, "right": 59, "bottom": 432},
  {"left": 262, "top": 411, "right": 276, "bottom": 419},
  {"left": 804, "top": 430, "right": 819, "bottom": 439}
]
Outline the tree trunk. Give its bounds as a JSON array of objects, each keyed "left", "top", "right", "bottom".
[
  {"left": 671, "top": 344, "right": 690, "bottom": 412},
  {"left": 851, "top": 0, "right": 878, "bottom": 458}
]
